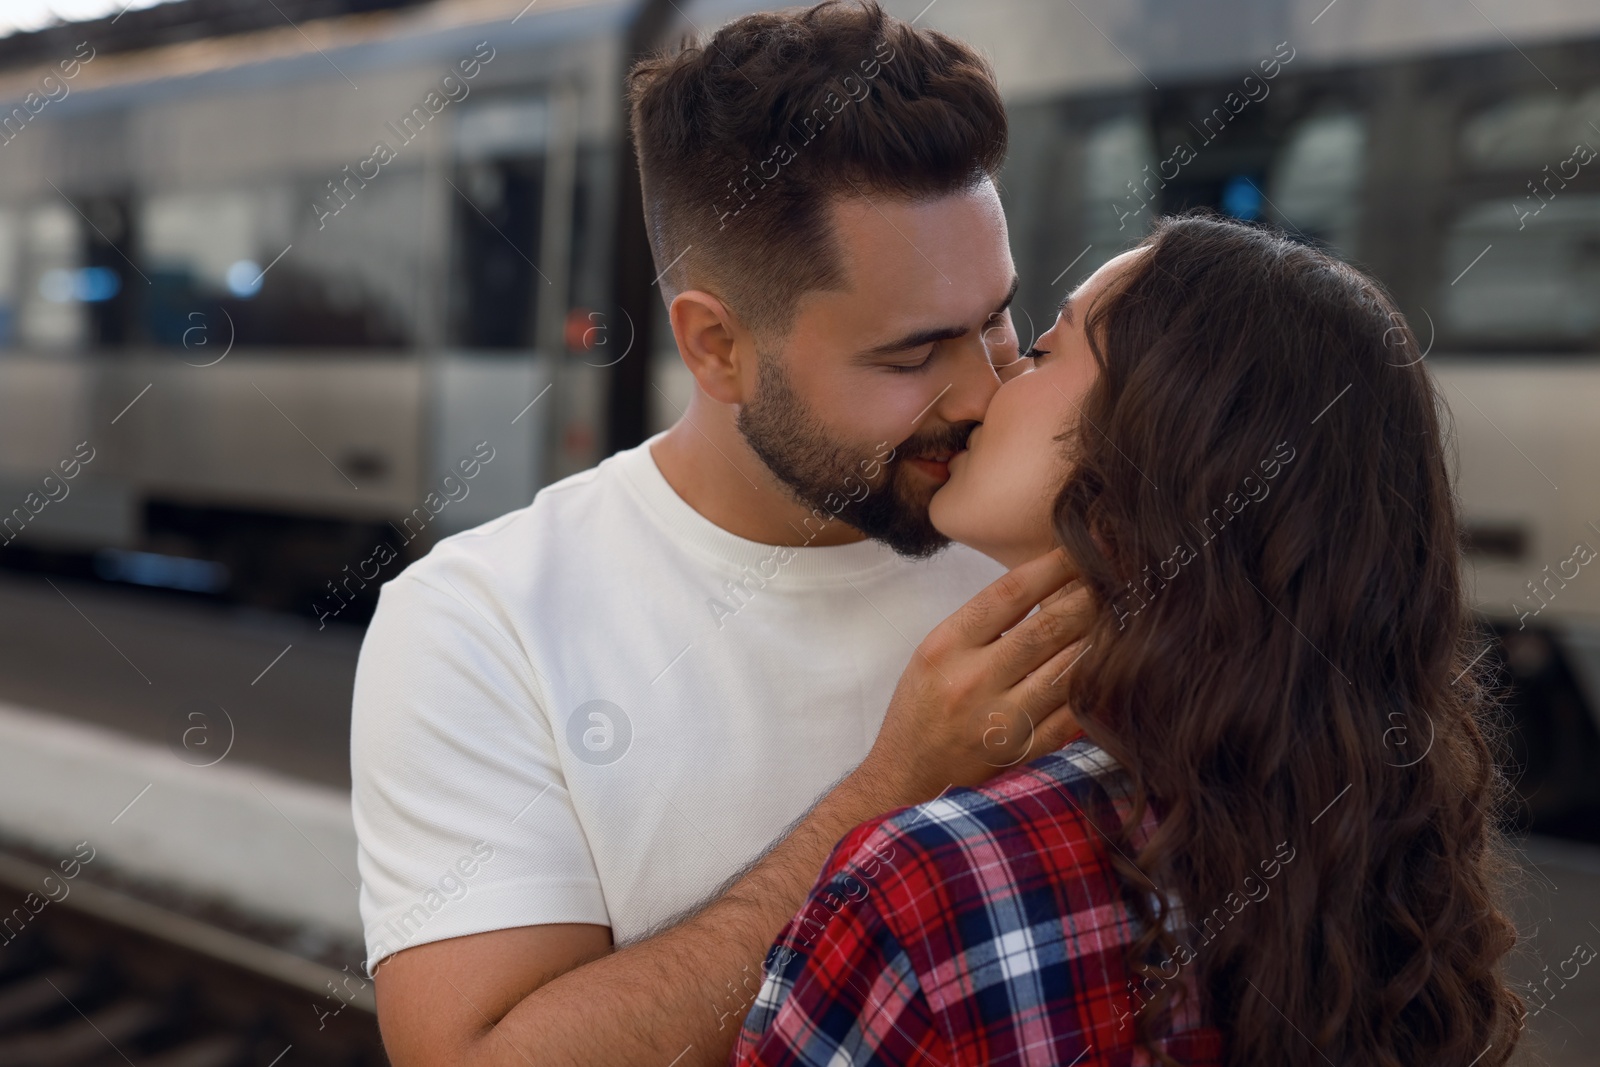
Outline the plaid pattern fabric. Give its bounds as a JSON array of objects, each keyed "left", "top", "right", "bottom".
[{"left": 730, "top": 733, "right": 1225, "bottom": 1067}]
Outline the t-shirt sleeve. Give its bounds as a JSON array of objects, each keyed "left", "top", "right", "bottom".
[{"left": 350, "top": 567, "right": 607, "bottom": 974}]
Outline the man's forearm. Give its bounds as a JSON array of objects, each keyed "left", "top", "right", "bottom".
[{"left": 474, "top": 771, "right": 900, "bottom": 1067}]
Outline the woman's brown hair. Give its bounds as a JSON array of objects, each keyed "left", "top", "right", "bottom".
[{"left": 1054, "top": 213, "right": 1525, "bottom": 1066}]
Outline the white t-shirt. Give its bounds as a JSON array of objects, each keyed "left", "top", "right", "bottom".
[{"left": 350, "top": 431, "right": 1006, "bottom": 972}]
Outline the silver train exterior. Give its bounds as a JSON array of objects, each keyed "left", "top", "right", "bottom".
[
  {"left": 0, "top": 0, "right": 634, "bottom": 612},
  {"left": 0, "top": 0, "right": 1597, "bottom": 717}
]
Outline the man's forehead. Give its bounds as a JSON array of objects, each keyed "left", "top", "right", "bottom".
[
  {"left": 825, "top": 181, "right": 1006, "bottom": 258},
  {"left": 804, "top": 184, "right": 1013, "bottom": 339}
]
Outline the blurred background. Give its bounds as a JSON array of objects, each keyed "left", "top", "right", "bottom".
[{"left": 0, "top": 0, "right": 1595, "bottom": 1062}]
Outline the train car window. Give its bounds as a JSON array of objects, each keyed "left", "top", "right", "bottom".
[
  {"left": 1437, "top": 82, "right": 1600, "bottom": 350},
  {"left": 447, "top": 95, "right": 550, "bottom": 351},
  {"left": 17, "top": 203, "right": 85, "bottom": 350},
  {"left": 446, "top": 93, "right": 551, "bottom": 351},
  {"left": 1265, "top": 111, "right": 1367, "bottom": 260},
  {"left": 455, "top": 97, "right": 548, "bottom": 159},
  {"left": 1439, "top": 195, "right": 1600, "bottom": 346},
  {"left": 1460, "top": 86, "right": 1600, "bottom": 171},
  {"left": 139, "top": 180, "right": 422, "bottom": 349},
  {"left": 78, "top": 195, "right": 137, "bottom": 347},
  {"left": 449, "top": 158, "right": 545, "bottom": 349},
  {"left": 1082, "top": 113, "right": 1158, "bottom": 274},
  {"left": 143, "top": 191, "right": 259, "bottom": 342}
]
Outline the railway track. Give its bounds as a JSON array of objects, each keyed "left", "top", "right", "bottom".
[{"left": 0, "top": 850, "right": 387, "bottom": 1067}]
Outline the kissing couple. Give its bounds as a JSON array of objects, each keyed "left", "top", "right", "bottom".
[{"left": 351, "top": 3, "right": 1525, "bottom": 1065}]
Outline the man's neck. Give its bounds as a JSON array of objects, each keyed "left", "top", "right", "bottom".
[{"left": 648, "top": 394, "right": 867, "bottom": 549}]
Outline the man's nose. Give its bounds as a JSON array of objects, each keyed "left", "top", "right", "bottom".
[{"left": 934, "top": 334, "right": 1005, "bottom": 426}]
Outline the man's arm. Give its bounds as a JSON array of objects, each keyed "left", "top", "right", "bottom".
[
  {"left": 374, "top": 924, "right": 612, "bottom": 1062},
  {"left": 731, "top": 825, "right": 942, "bottom": 1067},
  {"left": 375, "top": 549, "right": 1090, "bottom": 1067},
  {"left": 376, "top": 768, "right": 903, "bottom": 1066}
]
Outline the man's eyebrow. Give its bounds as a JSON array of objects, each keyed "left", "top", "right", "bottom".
[{"left": 856, "top": 275, "right": 1021, "bottom": 359}]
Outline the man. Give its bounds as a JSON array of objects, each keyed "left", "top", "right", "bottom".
[{"left": 353, "top": 4, "right": 1083, "bottom": 1064}]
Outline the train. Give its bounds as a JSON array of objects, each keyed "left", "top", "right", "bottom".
[{"left": 0, "top": 0, "right": 1597, "bottom": 825}]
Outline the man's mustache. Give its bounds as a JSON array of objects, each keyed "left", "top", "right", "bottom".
[{"left": 892, "top": 423, "right": 978, "bottom": 462}]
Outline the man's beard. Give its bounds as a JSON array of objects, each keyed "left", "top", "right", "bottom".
[{"left": 735, "top": 349, "right": 972, "bottom": 559}]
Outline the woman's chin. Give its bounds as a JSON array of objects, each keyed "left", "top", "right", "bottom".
[
  {"left": 929, "top": 483, "right": 1000, "bottom": 563},
  {"left": 927, "top": 479, "right": 960, "bottom": 541}
]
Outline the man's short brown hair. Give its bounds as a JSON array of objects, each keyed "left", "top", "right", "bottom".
[{"left": 628, "top": 1, "right": 1007, "bottom": 337}]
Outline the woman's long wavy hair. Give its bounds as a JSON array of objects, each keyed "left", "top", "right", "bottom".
[{"left": 1053, "top": 213, "right": 1525, "bottom": 1066}]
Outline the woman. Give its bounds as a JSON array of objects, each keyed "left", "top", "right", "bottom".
[{"left": 730, "top": 214, "right": 1525, "bottom": 1066}]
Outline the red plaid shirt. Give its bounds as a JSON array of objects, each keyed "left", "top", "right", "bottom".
[{"left": 730, "top": 734, "right": 1225, "bottom": 1067}]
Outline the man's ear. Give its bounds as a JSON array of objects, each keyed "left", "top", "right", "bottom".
[{"left": 668, "top": 290, "right": 753, "bottom": 405}]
